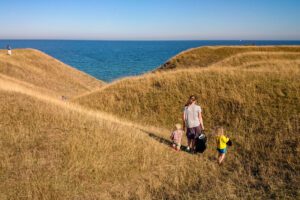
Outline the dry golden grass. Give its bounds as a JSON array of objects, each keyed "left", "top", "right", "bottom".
[
  {"left": 0, "top": 49, "right": 104, "bottom": 98},
  {"left": 0, "top": 79, "right": 230, "bottom": 200},
  {"left": 0, "top": 46, "right": 299, "bottom": 199},
  {"left": 76, "top": 49, "right": 300, "bottom": 129},
  {"left": 158, "top": 45, "right": 300, "bottom": 70},
  {"left": 75, "top": 47, "right": 300, "bottom": 199}
]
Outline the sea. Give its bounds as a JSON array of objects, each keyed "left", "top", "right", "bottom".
[{"left": 1, "top": 40, "right": 300, "bottom": 82}]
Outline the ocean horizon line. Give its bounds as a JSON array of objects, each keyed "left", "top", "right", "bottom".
[{"left": 1, "top": 39, "right": 300, "bottom": 42}]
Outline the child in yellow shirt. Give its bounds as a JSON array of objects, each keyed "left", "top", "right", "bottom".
[{"left": 215, "top": 126, "right": 230, "bottom": 165}]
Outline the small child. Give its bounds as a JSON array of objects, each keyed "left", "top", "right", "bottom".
[
  {"left": 215, "top": 126, "right": 230, "bottom": 165},
  {"left": 170, "top": 123, "right": 184, "bottom": 151}
]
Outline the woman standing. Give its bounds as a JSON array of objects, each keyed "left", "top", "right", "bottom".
[
  {"left": 183, "top": 95, "right": 205, "bottom": 152},
  {"left": 7, "top": 45, "right": 12, "bottom": 56}
]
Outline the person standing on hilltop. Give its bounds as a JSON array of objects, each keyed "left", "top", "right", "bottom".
[
  {"left": 7, "top": 45, "right": 12, "bottom": 56},
  {"left": 183, "top": 95, "right": 205, "bottom": 153}
]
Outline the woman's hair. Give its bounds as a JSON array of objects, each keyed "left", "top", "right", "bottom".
[
  {"left": 185, "top": 95, "right": 197, "bottom": 106},
  {"left": 214, "top": 126, "right": 224, "bottom": 135}
]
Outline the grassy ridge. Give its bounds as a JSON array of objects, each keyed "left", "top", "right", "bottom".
[
  {"left": 157, "top": 46, "right": 300, "bottom": 70},
  {"left": 0, "top": 49, "right": 104, "bottom": 97},
  {"left": 76, "top": 67, "right": 300, "bottom": 130},
  {"left": 75, "top": 50, "right": 300, "bottom": 130}
]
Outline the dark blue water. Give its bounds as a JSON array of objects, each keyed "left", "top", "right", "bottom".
[{"left": 1, "top": 40, "right": 300, "bottom": 82}]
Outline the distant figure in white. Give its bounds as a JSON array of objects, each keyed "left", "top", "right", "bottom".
[{"left": 7, "top": 45, "right": 12, "bottom": 56}]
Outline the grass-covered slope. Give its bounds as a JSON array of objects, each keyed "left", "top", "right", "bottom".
[
  {"left": 75, "top": 50, "right": 300, "bottom": 130},
  {"left": 1, "top": 46, "right": 299, "bottom": 199},
  {"left": 157, "top": 46, "right": 300, "bottom": 70},
  {"left": 0, "top": 78, "right": 262, "bottom": 200},
  {"left": 0, "top": 82, "right": 192, "bottom": 199},
  {"left": 0, "top": 49, "right": 104, "bottom": 97},
  {"left": 75, "top": 48, "right": 300, "bottom": 199}
]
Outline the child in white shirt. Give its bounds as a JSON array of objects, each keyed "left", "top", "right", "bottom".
[{"left": 170, "top": 123, "right": 184, "bottom": 151}]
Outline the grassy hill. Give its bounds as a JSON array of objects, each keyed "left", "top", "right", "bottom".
[
  {"left": 0, "top": 49, "right": 104, "bottom": 98},
  {"left": 157, "top": 46, "right": 300, "bottom": 70},
  {"left": 0, "top": 75, "right": 233, "bottom": 200},
  {"left": 75, "top": 47, "right": 300, "bottom": 129},
  {"left": 75, "top": 46, "right": 300, "bottom": 199},
  {"left": 0, "top": 46, "right": 299, "bottom": 199}
]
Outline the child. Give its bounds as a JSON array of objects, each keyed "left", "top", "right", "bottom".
[
  {"left": 170, "top": 123, "right": 184, "bottom": 151},
  {"left": 215, "top": 126, "right": 230, "bottom": 165}
]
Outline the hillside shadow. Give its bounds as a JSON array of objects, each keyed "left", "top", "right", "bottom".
[{"left": 139, "top": 129, "right": 189, "bottom": 152}]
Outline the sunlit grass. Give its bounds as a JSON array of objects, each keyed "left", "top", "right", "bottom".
[
  {"left": 0, "top": 49, "right": 104, "bottom": 98},
  {"left": 0, "top": 46, "right": 299, "bottom": 199}
]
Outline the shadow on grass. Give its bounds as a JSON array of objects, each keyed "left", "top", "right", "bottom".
[{"left": 139, "top": 129, "right": 189, "bottom": 152}]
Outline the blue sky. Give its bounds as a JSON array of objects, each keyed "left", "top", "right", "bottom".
[{"left": 0, "top": 0, "right": 299, "bottom": 40}]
